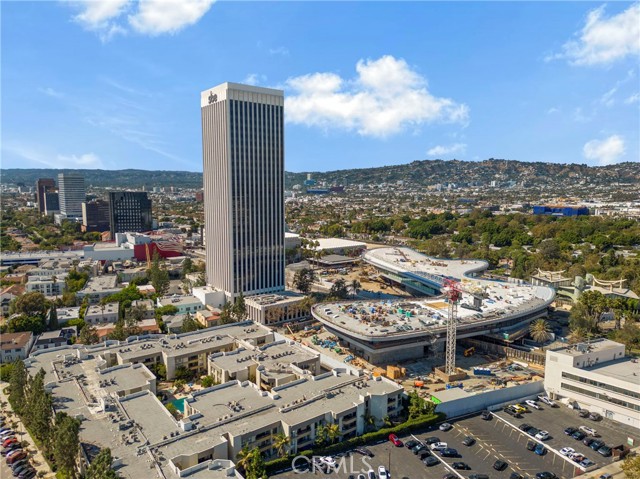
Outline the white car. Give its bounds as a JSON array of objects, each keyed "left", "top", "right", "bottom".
[
  {"left": 525, "top": 400, "right": 541, "bottom": 410},
  {"left": 560, "top": 447, "right": 575, "bottom": 457},
  {"left": 579, "top": 426, "right": 598, "bottom": 437},
  {"left": 431, "top": 442, "right": 448, "bottom": 451},
  {"left": 378, "top": 465, "right": 389, "bottom": 479},
  {"left": 439, "top": 422, "right": 453, "bottom": 431},
  {"left": 538, "top": 395, "right": 557, "bottom": 407},
  {"left": 535, "top": 431, "right": 549, "bottom": 441}
]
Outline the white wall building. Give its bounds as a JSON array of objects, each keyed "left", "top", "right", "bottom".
[{"left": 544, "top": 339, "right": 640, "bottom": 430}]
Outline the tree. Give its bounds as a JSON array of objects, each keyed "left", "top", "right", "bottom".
[
  {"left": 182, "top": 257, "right": 194, "bottom": 277},
  {"left": 149, "top": 251, "right": 170, "bottom": 296},
  {"left": 235, "top": 446, "right": 252, "bottom": 473},
  {"left": 219, "top": 302, "right": 235, "bottom": 325},
  {"left": 272, "top": 432, "right": 290, "bottom": 458},
  {"left": 85, "top": 448, "right": 118, "bottom": 479},
  {"left": 48, "top": 304, "right": 59, "bottom": 331},
  {"left": 293, "top": 268, "right": 315, "bottom": 294},
  {"left": 315, "top": 424, "right": 328, "bottom": 447},
  {"left": 328, "top": 278, "right": 349, "bottom": 300},
  {"left": 326, "top": 423, "right": 340, "bottom": 444},
  {"left": 529, "top": 319, "right": 552, "bottom": 347},
  {"left": 349, "top": 279, "right": 362, "bottom": 298},
  {"left": 567, "top": 327, "right": 587, "bottom": 345},
  {"left": 8, "top": 360, "right": 28, "bottom": 415},
  {"left": 79, "top": 324, "right": 99, "bottom": 345},
  {"left": 5, "top": 314, "right": 47, "bottom": 334},
  {"left": 25, "top": 369, "right": 53, "bottom": 448},
  {"left": 621, "top": 451, "right": 640, "bottom": 478},
  {"left": 245, "top": 447, "right": 266, "bottom": 479},
  {"left": 64, "top": 269, "right": 89, "bottom": 293},
  {"left": 610, "top": 322, "right": 640, "bottom": 354},
  {"left": 10, "top": 291, "right": 48, "bottom": 318},
  {"left": 166, "top": 403, "right": 179, "bottom": 418},
  {"left": 181, "top": 313, "right": 200, "bottom": 333},
  {"left": 232, "top": 293, "right": 248, "bottom": 322},
  {"left": 200, "top": 375, "right": 215, "bottom": 388},
  {"left": 52, "top": 412, "right": 81, "bottom": 479},
  {"left": 174, "top": 366, "right": 194, "bottom": 381}
]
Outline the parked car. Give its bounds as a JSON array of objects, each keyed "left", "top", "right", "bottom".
[
  {"left": 510, "top": 474, "right": 524, "bottom": 479},
  {"left": 527, "top": 427, "right": 540, "bottom": 437},
  {"left": 389, "top": 433, "right": 403, "bottom": 447},
  {"left": 569, "top": 452, "right": 585, "bottom": 462},
  {"left": 469, "top": 474, "right": 490, "bottom": 479},
  {"left": 572, "top": 431, "right": 586, "bottom": 441},
  {"left": 367, "top": 471, "right": 376, "bottom": 479},
  {"left": 535, "top": 444, "right": 547, "bottom": 456},
  {"left": 581, "top": 458, "right": 595, "bottom": 468},
  {"left": 378, "top": 465, "right": 389, "bottom": 479},
  {"left": 578, "top": 410, "right": 590, "bottom": 418},
  {"left": 560, "top": 447, "right": 575, "bottom": 456},
  {"left": 424, "top": 456, "right": 440, "bottom": 467},
  {"left": 425, "top": 436, "right": 441, "bottom": 445},
  {"left": 440, "top": 448, "right": 459, "bottom": 458},
  {"left": 10, "top": 458, "right": 28, "bottom": 470},
  {"left": 419, "top": 450, "right": 431, "bottom": 459},
  {"left": 462, "top": 436, "right": 476, "bottom": 446},
  {"left": 504, "top": 407, "right": 522, "bottom": 418},
  {"left": 579, "top": 426, "right": 598, "bottom": 437},
  {"left": 3, "top": 437, "right": 17, "bottom": 447},
  {"left": 519, "top": 423, "right": 532, "bottom": 432},
  {"left": 453, "top": 462, "right": 470, "bottom": 470},
  {"left": 7, "top": 451, "right": 27, "bottom": 465},
  {"left": 19, "top": 469, "right": 36, "bottom": 479},
  {"left": 481, "top": 410, "right": 492, "bottom": 420},
  {"left": 493, "top": 460, "right": 508, "bottom": 471},
  {"left": 597, "top": 446, "right": 612, "bottom": 457},
  {"left": 412, "top": 444, "right": 426, "bottom": 454},
  {"left": 590, "top": 440, "right": 605, "bottom": 451},
  {"left": 536, "top": 431, "right": 549, "bottom": 441},
  {"left": 526, "top": 441, "right": 537, "bottom": 451},
  {"left": 536, "top": 473, "right": 557, "bottom": 479},
  {"left": 525, "top": 400, "right": 541, "bottom": 410},
  {"left": 12, "top": 463, "right": 30, "bottom": 477},
  {"left": 405, "top": 439, "right": 419, "bottom": 449},
  {"left": 439, "top": 423, "right": 453, "bottom": 431},
  {"left": 443, "top": 474, "right": 457, "bottom": 479},
  {"left": 583, "top": 437, "right": 595, "bottom": 447},
  {"left": 2, "top": 445, "right": 22, "bottom": 456},
  {"left": 355, "top": 447, "right": 374, "bottom": 457},
  {"left": 431, "top": 442, "right": 448, "bottom": 451},
  {"left": 564, "top": 427, "right": 578, "bottom": 435},
  {"left": 589, "top": 412, "right": 602, "bottom": 421}
]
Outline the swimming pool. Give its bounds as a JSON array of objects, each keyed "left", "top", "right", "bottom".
[{"left": 171, "top": 397, "right": 186, "bottom": 413}]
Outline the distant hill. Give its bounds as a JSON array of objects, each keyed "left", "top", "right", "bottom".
[{"left": 2, "top": 159, "right": 638, "bottom": 190}]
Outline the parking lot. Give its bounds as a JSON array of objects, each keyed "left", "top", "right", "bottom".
[{"left": 271, "top": 401, "right": 639, "bottom": 479}]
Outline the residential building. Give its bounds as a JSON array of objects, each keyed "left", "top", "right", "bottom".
[
  {"left": 25, "top": 273, "right": 67, "bottom": 296},
  {"left": 108, "top": 191, "right": 152, "bottom": 235},
  {"left": 544, "top": 339, "right": 640, "bottom": 429},
  {"left": 156, "top": 295, "right": 204, "bottom": 315},
  {"left": 33, "top": 327, "right": 77, "bottom": 351},
  {"left": 58, "top": 173, "right": 86, "bottom": 217},
  {"left": 1, "top": 332, "right": 34, "bottom": 363},
  {"left": 82, "top": 199, "right": 110, "bottom": 232},
  {"left": 201, "top": 82, "right": 285, "bottom": 299},
  {"left": 84, "top": 303, "right": 120, "bottom": 325},
  {"left": 245, "top": 292, "right": 309, "bottom": 325},
  {"left": 76, "top": 275, "right": 122, "bottom": 304},
  {"left": 35, "top": 178, "right": 55, "bottom": 213}
]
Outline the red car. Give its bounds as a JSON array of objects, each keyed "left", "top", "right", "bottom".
[
  {"left": 2, "top": 437, "right": 17, "bottom": 447},
  {"left": 7, "top": 450, "right": 27, "bottom": 464},
  {"left": 389, "top": 433, "right": 403, "bottom": 447}
]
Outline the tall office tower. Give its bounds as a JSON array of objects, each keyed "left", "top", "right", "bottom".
[
  {"left": 108, "top": 192, "right": 152, "bottom": 235},
  {"left": 43, "top": 192, "right": 60, "bottom": 216},
  {"left": 35, "top": 178, "right": 55, "bottom": 213},
  {"left": 201, "top": 82, "right": 285, "bottom": 299},
  {"left": 82, "top": 199, "right": 111, "bottom": 232},
  {"left": 57, "top": 173, "right": 86, "bottom": 217}
]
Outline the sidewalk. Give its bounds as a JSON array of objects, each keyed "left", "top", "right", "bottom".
[{"left": 0, "top": 381, "right": 56, "bottom": 479}]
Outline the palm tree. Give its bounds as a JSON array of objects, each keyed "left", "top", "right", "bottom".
[
  {"left": 361, "top": 411, "right": 376, "bottom": 432},
  {"left": 326, "top": 423, "right": 341, "bottom": 444},
  {"left": 349, "top": 279, "right": 362, "bottom": 298},
  {"left": 272, "top": 432, "right": 290, "bottom": 458},
  {"left": 235, "top": 446, "right": 252, "bottom": 472},
  {"left": 529, "top": 319, "right": 552, "bottom": 347},
  {"left": 567, "top": 327, "right": 586, "bottom": 345}
]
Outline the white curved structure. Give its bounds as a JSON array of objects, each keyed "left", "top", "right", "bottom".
[{"left": 312, "top": 247, "right": 555, "bottom": 363}]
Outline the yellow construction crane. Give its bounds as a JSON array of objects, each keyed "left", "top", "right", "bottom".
[{"left": 145, "top": 243, "right": 152, "bottom": 269}]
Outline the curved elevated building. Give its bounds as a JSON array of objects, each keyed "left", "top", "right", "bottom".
[{"left": 312, "top": 247, "right": 555, "bottom": 363}]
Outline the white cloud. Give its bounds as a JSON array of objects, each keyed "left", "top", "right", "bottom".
[
  {"left": 426, "top": 143, "right": 467, "bottom": 157},
  {"left": 583, "top": 135, "right": 625, "bottom": 165},
  {"left": 548, "top": 3, "right": 640, "bottom": 66},
  {"left": 268, "top": 46, "right": 290, "bottom": 56},
  {"left": 547, "top": 107, "right": 560, "bottom": 114},
  {"left": 38, "top": 87, "right": 64, "bottom": 98},
  {"left": 625, "top": 92, "right": 640, "bottom": 104},
  {"left": 243, "top": 73, "right": 267, "bottom": 86},
  {"left": 56, "top": 153, "right": 105, "bottom": 168},
  {"left": 67, "top": 0, "right": 214, "bottom": 40},
  {"left": 129, "top": 0, "right": 215, "bottom": 35},
  {"left": 600, "top": 86, "right": 618, "bottom": 107},
  {"left": 285, "top": 55, "right": 469, "bottom": 137}
]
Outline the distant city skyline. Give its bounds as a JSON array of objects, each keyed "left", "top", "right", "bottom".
[{"left": 2, "top": 2, "right": 639, "bottom": 172}]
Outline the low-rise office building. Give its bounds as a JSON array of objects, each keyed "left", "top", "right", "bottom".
[
  {"left": 157, "top": 295, "right": 204, "bottom": 315},
  {"left": 245, "top": 292, "right": 309, "bottom": 325},
  {"left": 77, "top": 275, "right": 122, "bottom": 304},
  {"left": 544, "top": 339, "right": 640, "bottom": 429}
]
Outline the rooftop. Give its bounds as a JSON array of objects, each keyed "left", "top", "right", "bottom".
[
  {"left": 158, "top": 295, "right": 203, "bottom": 307},
  {"left": 1, "top": 331, "right": 32, "bottom": 351},
  {"left": 81, "top": 275, "right": 120, "bottom": 293},
  {"left": 312, "top": 238, "right": 367, "bottom": 251},
  {"left": 586, "top": 358, "right": 640, "bottom": 386}
]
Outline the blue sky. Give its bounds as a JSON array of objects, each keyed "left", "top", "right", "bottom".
[{"left": 2, "top": 1, "right": 639, "bottom": 172}]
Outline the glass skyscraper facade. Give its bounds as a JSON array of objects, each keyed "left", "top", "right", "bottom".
[{"left": 201, "top": 82, "right": 285, "bottom": 299}]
